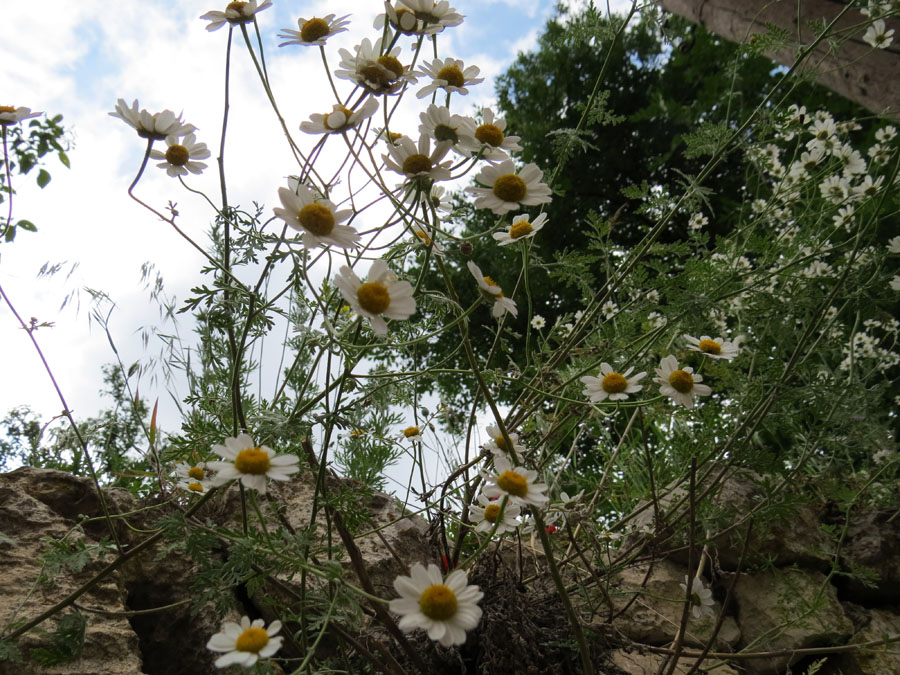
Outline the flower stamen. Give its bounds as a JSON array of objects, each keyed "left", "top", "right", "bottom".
[
  {"left": 300, "top": 17, "right": 329, "bottom": 42},
  {"left": 402, "top": 153, "right": 433, "bottom": 175},
  {"left": 602, "top": 372, "right": 628, "bottom": 394},
  {"left": 165, "top": 145, "right": 189, "bottom": 166},
  {"left": 436, "top": 65, "right": 465, "bottom": 88},
  {"left": 697, "top": 339, "right": 721, "bottom": 355},
  {"left": 669, "top": 370, "right": 694, "bottom": 394},
  {"left": 475, "top": 124, "right": 503, "bottom": 147},
  {"left": 234, "top": 447, "right": 271, "bottom": 475},
  {"left": 298, "top": 203, "right": 335, "bottom": 236},
  {"left": 492, "top": 174, "right": 526, "bottom": 202},
  {"left": 508, "top": 220, "right": 533, "bottom": 239},
  {"left": 497, "top": 470, "right": 528, "bottom": 498},
  {"left": 357, "top": 282, "right": 391, "bottom": 314},
  {"left": 235, "top": 627, "right": 269, "bottom": 654},
  {"left": 419, "top": 584, "right": 458, "bottom": 621}
]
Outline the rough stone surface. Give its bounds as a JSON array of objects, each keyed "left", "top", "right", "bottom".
[
  {"left": 825, "top": 605, "right": 900, "bottom": 675},
  {"left": 0, "top": 468, "right": 145, "bottom": 675},
  {"left": 608, "top": 558, "right": 741, "bottom": 650},
  {"left": 608, "top": 649, "right": 740, "bottom": 674},
  {"left": 734, "top": 567, "right": 854, "bottom": 675},
  {"left": 840, "top": 509, "right": 900, "bottom": 605},
  {"left": 631, "top": 470, "right": 833, "bottom": 572}
]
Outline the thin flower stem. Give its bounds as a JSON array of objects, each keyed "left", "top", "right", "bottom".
[{"left": 0, "top": 281, "right": 123, "bottom": 555}]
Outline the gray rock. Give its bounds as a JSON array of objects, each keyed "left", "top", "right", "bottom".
[{"left": 733, "top": 567, "right": 854, "bottom": 674}]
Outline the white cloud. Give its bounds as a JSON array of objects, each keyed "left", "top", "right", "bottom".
[{"left": 0, "top": 1, "right": 554, "bottom": 437}]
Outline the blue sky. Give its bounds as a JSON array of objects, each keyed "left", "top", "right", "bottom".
[{"left": 0, "top": 0, "right": 634, "bottom": 451}]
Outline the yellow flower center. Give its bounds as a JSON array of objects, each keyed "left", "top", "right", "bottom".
[
  {"left": 298, "top": 202, "right": 335, "bottom": 236},
  {"left": 0, "top": 106, "right": 15, "bottom": 114},
  {"left": 419, "top": 584, "right": 458, "bottom": 621},
  {"left": 508, "top": 221, "right": 533, "bottom": 239},
  {"left": 436, "top": 64, "right": 465, "bottom": 88},
  {"left": 359, "top": 64, "right": 394, "bottom": 89},
  {"left": 475, "top": 123, "right": 504, "bottom": 147},
  {"left": 188, "top": 466, "right": 206, "bottom": 480},
  {"left": 165, "top": 144, "right": 189, "bottom": 166},
  {"left": 493, "top": 435, "right": 508, "bottom": 452},
  {"left": 300, "top": 17, "right": 330, "bottom": 42},
  {"left": 324, "top": 106, "right": 353, "bottom": 130},
  {"left": 350, "top": 429, "right": 366, "bottom": 436},
  {"left": 225, "top": 1, "right": 250, "bottom": 21},
  {"left": 433, "top": 123, "right": 459, "bottom": 144},
  {"left": 357, "top": 281, "right": 391, "bottom": 315},
  {"left": 235, "top": 626, "right": 269, "bottom": 653},
  {"left": 403, "top": 426, "right": 420, "bottom": 438},
  {"left": 402, "top": 153, "right": 433, "bottom": 176},
  {"left": 698, "top": 339, "right": 722, "bottom": 355},
  {"left": 602, "top": 372, "right": 628, "bottom": 394},
  {"left": 482, "top": 276, "right": 504, "bottom": 298},
  {"left": 377, "top": 55, "right": 404, "bottom": 79},
  {"left": 492, "top": 174, "right": 526, "bottom": 203},
  {"left": 188, "top": 482, "right": 204, "bottom": 492},
  {"left": 497, "top": 470, "right": 528, "bottom": 498},
  {"left": 415, "top": 230, "right": 432, "bottom": 245},
  {"left": 669, "top": 370, "right": 695, "bottom": 394},
  {"left": 483, "top": 503, "right": 501, "bottom": 523},
  {"left": 234, "top": 447, "right": 271, "bottom": 475},
  {"left": 388, "top": 131, "right": 403, "bottom": 143}
]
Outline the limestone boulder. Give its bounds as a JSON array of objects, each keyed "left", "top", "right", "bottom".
[
  {"left": 0, "top": 468, "right": 145, "bottom": 675},
  {"left": 839, "top": 509, "right": 900, "bottom": 605},
  {"left": 607, "top": 558, "right": 740, "bottom": 650},
  {"left": 733, "top": 567, "right": 854, "bottom": 675}
]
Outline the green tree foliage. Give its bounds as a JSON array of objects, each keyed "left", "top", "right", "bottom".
[
  {"left": 400, "top": 7, "right": 874, "bottom": 409},
  {"left": 0, "top": 113, "right": 71, "bottom": 242}
]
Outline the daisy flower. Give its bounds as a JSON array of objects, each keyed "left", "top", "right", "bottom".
[
  {"left": 200, "top": 0, "right": 272, "bottom": 31},
  {"left": 401, "top": 426, "right": 423, "bottom": 441},
  {"left": 468, "top": 160, "right": 552, "bottom": 215},
  {"left": 376, "top": 1, "right": 464, "bottom": 35},
  {"left": 109, "top": 99, "right": 195, "bottom": 141},
  {"left": 273, "top": 183, "right": 358, "bottom": 250},
  {"left": 481, "top": 424, "right": 525, "bottom": 457},
  {"left": 683, "top": 334, "right": 739, "bottom": 361},
  {"left": 149, "top": 133, "right": 210, "bottom": 177},
  {"left": 333, "top": 259, "right": 417, "bottom": 336},
  {"left": 419, "top": 104, "right": 474, "bottom": 155},
  {"left": 334, "top": 38, "right": 411, "bottom": 95},
  {"left": 390, "top": 563, "right": 483, "bottom": 647},
  {"left": 688, "top": 213, "right": 708, "bottom": 232},
  {"left": 278, "top": 14, "right": 350, "bottom": 47},
  {"left": 382, "top": 133, "right": 452, "bottom": 183},
  {"left": 207, "top": 433, "right": 300, "bottom": 494},
  {"left": 680, "top": 576, "right": 715, "bottom": 619},
  {"left": 467, "top": 260, "right": 518, "bottom": 318},
  {"left": 483, "top": 455, "right": 549, "bottom": 507},
  {"left": 469, "top": 494, "right": 521, "bottom": 535},
  {"left": 654, "top": 355, "right": 712, "bottom": 409},
  {"left": 863, "top": 19, "right": 894, "bottom": 49},
  {"left": 415, "top": 57, "right": 483, "bottom": 99},
  {"left": 174, "top": 461, "right": 212, "bottom": 494},
  {"left": 300, "top": 98, "right": 379, "bottom": 135},
  {"left": 425, "top": 184, "right": 453, "bottom": 214},
  {"left": 531, "top": 315, "right": 546, "bottom": 330},
  {"left": 581, "top": 363, "right": 646, "bottom": 403},
  {"left": 887, "top": 235, "right": 900, "bottom": 253},
  {"left": 412, "top": 227, "right": 445, "bottom": 255},
  {"left": 460, "top": 108, "right": 522, "bottom": 162},
  {"left": 206, "top": 616, "right": 283, "bottom": 669},
  {"left": 0, "top": 106, "right": 41, "bottom": 126},
  {"left": 492, "top": 213, "right": 547, "bottom": 246},
  {"left": 403, "top": 0, "right": 464, "bottom": 32}
]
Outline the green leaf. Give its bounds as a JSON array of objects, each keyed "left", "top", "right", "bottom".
[
  {"left": 16, "top": 219, "right": 37, "bottom": 232},
  {"left": 36, "top": 169, "right": 51, "bottom": 188},
  {"left": 58, "top": 151, "right": 70, "bottom": 169},
  {"left": 30, "top": 612, "right": 86, "bottom": 666}
]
